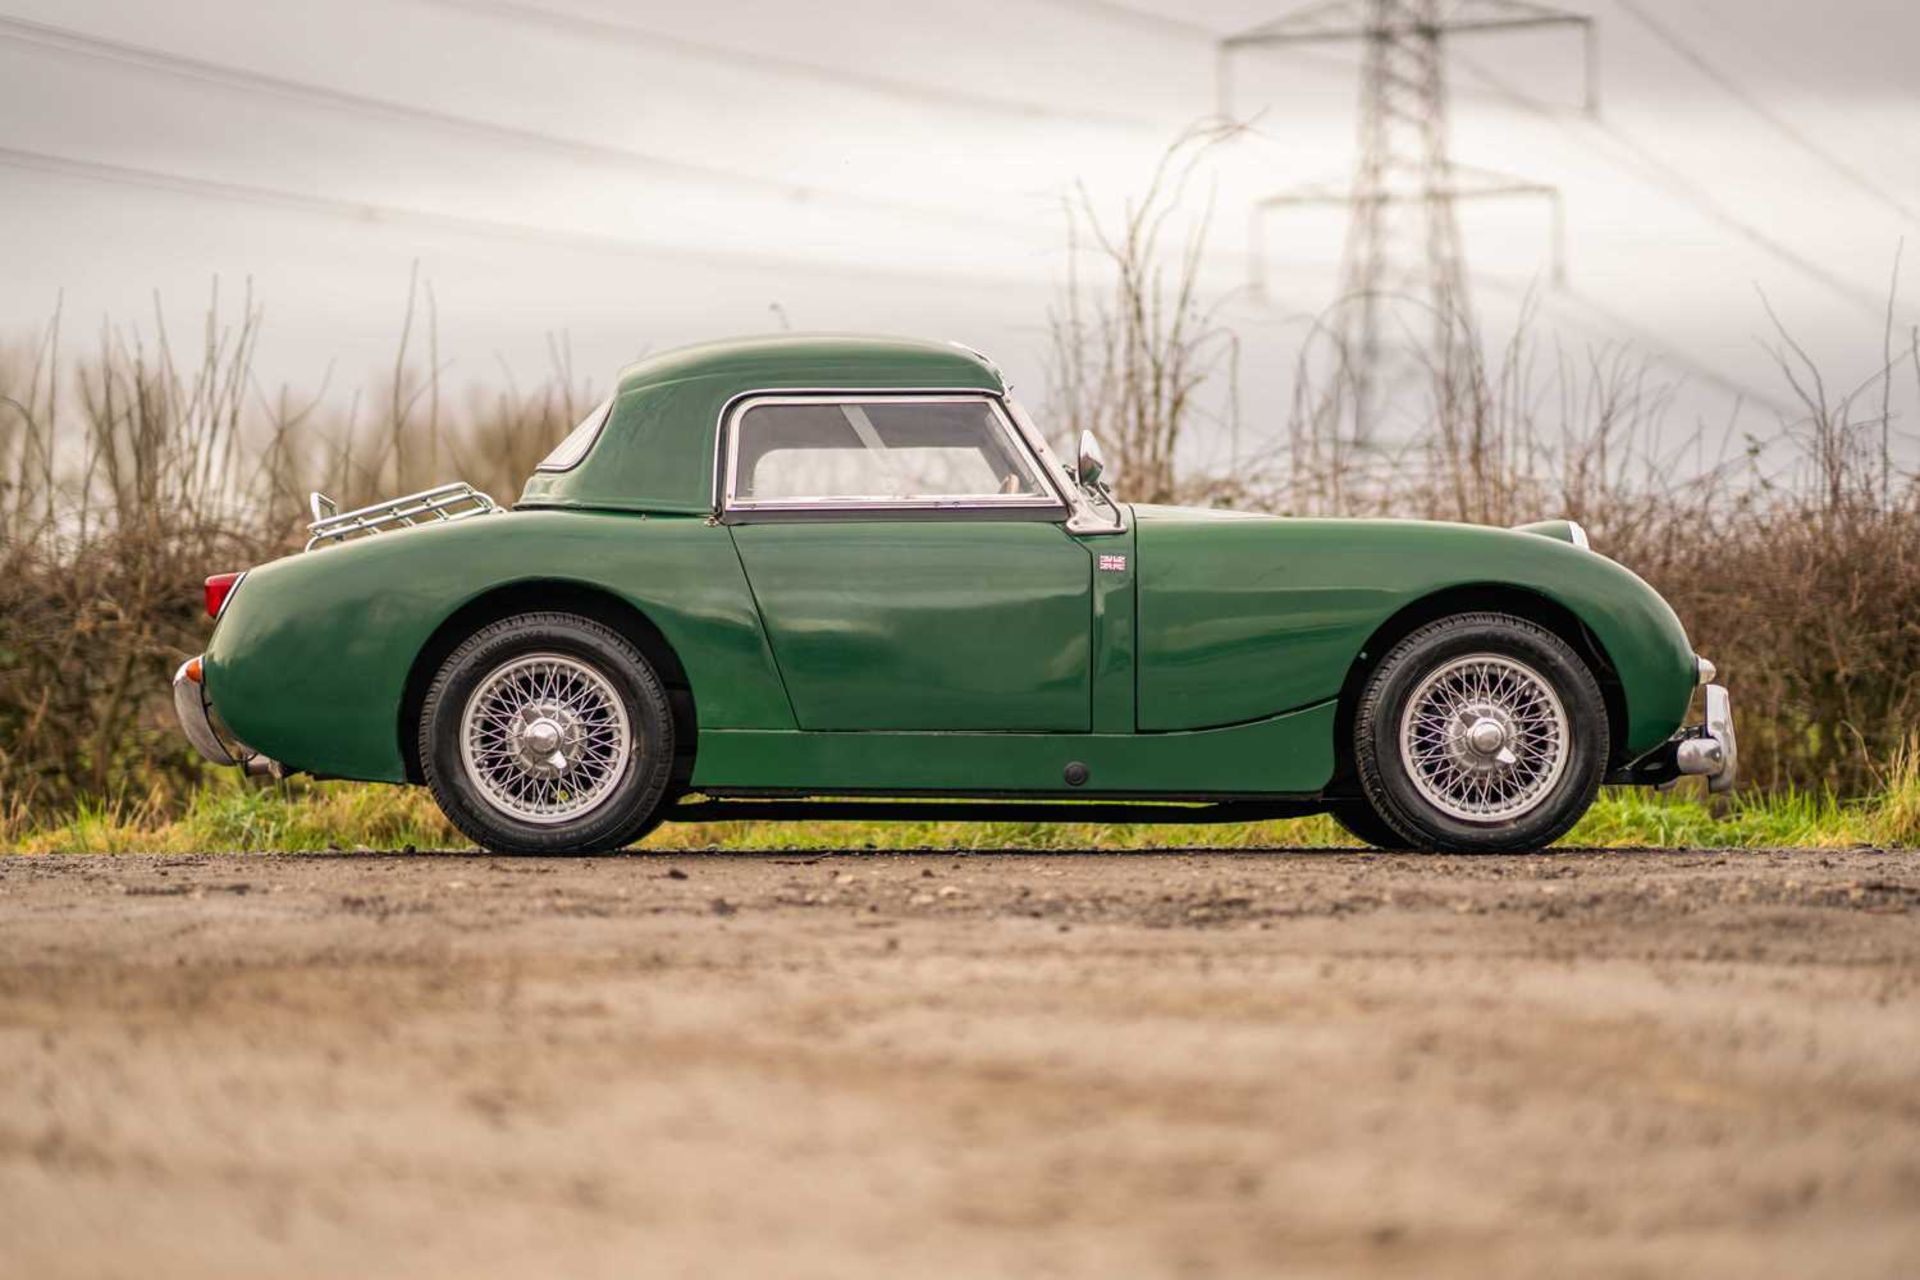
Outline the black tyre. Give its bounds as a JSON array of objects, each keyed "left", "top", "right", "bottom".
[
  {"left": 1353, "top": 612, "right": 1608, "bottom": 853},
  {"left": 419, "top": 612, "right": 675, "bottom": 854},
  {"left": 1328, "top": 799, "right": 1413, "bottom": 851}
]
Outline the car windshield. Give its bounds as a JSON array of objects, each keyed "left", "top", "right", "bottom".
[{"left": 536, "top": 397, "right": 613, "bottom": 472}]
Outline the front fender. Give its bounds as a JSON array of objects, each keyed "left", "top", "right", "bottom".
[{"left": 1131, "top": 506, "right": 1696, "bottom": 755}]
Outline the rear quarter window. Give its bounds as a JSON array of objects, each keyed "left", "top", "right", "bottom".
[{"left": 536, "top": 397, "right": 614, "bottom": 473}]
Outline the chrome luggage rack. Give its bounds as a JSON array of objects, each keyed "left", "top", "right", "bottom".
[{"left": 305, "top": 482, "right": 501, "bottom": 551}]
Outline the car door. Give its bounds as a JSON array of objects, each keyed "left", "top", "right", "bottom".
[{"left": 724, "top": 394, "right": 1092, "bottom": 732}]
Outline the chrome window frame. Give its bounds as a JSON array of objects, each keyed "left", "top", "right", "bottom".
[
  {"left": 718, "top": 391, "right": 1071, "bottom": 521},
  {"left": 1002, "top": 397, "right": 1125, "bottom": 536}
]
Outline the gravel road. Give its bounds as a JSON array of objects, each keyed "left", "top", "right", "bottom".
[{"left": 2, "top": 847, "right": 1917, "bottom": 1279}]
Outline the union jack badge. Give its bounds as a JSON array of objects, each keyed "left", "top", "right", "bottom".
[{"left": 1098, "top": 554, "right": 1128, "bottom": 572}]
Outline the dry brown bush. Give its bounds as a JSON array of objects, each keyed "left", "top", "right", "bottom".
[{"left": 0, "top": 286, "right": 588, "bottom": 825}]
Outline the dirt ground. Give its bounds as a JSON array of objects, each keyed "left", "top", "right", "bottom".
[{"left": 1, "top": 847, "right": 1917, "bottom": 1280}]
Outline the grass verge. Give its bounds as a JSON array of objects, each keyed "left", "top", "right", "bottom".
[{"left": 6, "top": 760, "right": 1918, "bottom": 854}]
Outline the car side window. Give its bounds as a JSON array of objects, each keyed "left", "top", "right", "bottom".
[{"left": 730, "top": 397, "right": 1055, "bottom": 509}]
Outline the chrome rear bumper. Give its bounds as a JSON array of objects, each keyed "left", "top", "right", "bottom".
[
  {"left": 173, "top": 656, "right": 283, "bottom": 777},
  {"left": 173, "top": 657, "right": 234, "bottom": 766}
]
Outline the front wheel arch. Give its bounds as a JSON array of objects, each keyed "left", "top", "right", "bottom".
[
  {"left": 1327, "top": 584, "right": 1626, "bottom": 793},
  {"left": 398, "top": 580, "right": 697, "bottom": 787}
]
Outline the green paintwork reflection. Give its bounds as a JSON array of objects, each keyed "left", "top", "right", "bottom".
[{"left": 730, "top": 521, "right": 1092, "bottom": 731}]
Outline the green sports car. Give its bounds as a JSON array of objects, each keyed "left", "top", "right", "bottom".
[{"left": 174, "top": 334, "right": 1735, "bottom": 853}]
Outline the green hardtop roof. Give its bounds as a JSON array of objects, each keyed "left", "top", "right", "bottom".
[
  {"left": 614, "top": 333, "right": 1003, "bottom": 396},
  {"left": 519, "top": 334, "right": 1006, "bottom": 514}
]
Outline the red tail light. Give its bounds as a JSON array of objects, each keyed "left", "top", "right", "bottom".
[{"left": 205, "top": 572, "right": 244, "bottom": 619}]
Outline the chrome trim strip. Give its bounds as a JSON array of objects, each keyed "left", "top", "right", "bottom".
[
  {"left": 708, "top": 385, "right": 1002, "bottom": 513},
  {"left": 718, "top": 390, "right": 1073, "bottom": 519},
  {"left": 213, "top": 569, "right": 248, "bottom": 620},
  {"left": 727, "top": 494, "right": 1065, "bottom": 513},
  {"left": 1568, "top": 520, "right": 1591, "bottom": 551},
  {"left": 718, "top": 498, "right": 1067, "bottom": 521}
]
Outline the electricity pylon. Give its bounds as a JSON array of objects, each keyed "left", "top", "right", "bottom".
[{"left": 1220, "top": 0, "right": 1596, "bottom": 446}]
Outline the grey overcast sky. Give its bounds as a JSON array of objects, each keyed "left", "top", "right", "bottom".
[{"left": 2, "top": 0, "right": 1917, "bottom": 469}]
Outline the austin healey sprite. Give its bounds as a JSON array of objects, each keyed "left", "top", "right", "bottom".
[{"left": 174, "top": 334, "right": 1735, "bottom": 853}]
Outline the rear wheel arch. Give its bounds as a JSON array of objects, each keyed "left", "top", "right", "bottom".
[
  {"left": 399, "top": 580, "right": 697, "bottom": 786},
  {"left": 1327, "top": 584, "right": 1626, "bottom": 790}
]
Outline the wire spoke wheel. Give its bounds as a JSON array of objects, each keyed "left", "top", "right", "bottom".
[
  {"left": 458, "top": 653, "right": 631, "bottom": 825},
  {"left": 1397, "top": 652, "right": 1569, "bottom": 824}
]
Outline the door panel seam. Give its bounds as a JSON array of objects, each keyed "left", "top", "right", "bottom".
[{"left": 723, "top": 526, "right": 803, "bottom": 729}]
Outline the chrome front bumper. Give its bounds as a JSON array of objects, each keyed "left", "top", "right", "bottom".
[
  {"left": 1676, "top": 683, "right": 1738, "bottom": 793},
  {"left": 173, "top": 656, "right": 283, "bottom": 777},
  {"left": 1610, "top": 677, "right": 1738, "bottom": 793}
]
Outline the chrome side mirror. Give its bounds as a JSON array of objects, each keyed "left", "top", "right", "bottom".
[{"left": 1076, "top": 430, "right": 1107, "bottom": 490}]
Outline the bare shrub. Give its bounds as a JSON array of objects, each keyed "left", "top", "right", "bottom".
[
  {"left": 0, "top": 292, "right": 262, "bottom": 812},
  {"left": 1047, "top": 124, "right": 1242, "bottom": 503},
  {"left": 0, "top": 286, "right": 586, "bottom": 826},
  {"left": 1652, "top": 299, "right": 1920, "bottom": 792}
]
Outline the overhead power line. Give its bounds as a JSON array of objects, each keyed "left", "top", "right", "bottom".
[
  {"left": 1540, "top": 284, "right": 1796, "bottom": 416},
  {"left": 0, "top": 142, "right": 1041, "bottom": 291},
  {"left": 423, "top": 0, "right": 1159, "bottom": 131},
  {"left": 1616, "top": 0, "right": 1920, "bottom": 232},
  {"left": 0, "top": 13, "right": 1038, "bottom": 239},
  {"left": 1674, "top": 0, "right": 1920, "bottom": 176},
  {"left": 1590, "top": 115, "right": 1889, "bottom": 320},
  {"left": 1033, "top": 0, "right": 1583, "bottom": 112},
  {"left": 1452, "top": 53, "right": 1890, "bottom": 323},
  {"left": 1027, "top": 0, "right": 1219, "bottom": 40}
]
